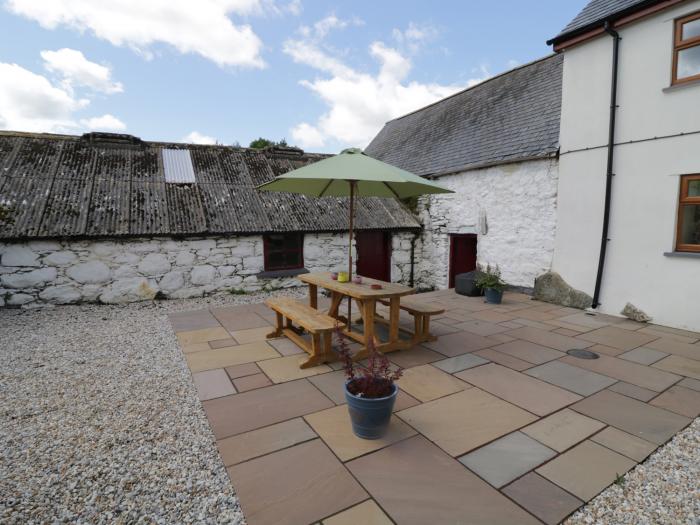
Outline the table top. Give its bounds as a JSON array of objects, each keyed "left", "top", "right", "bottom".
[{"left": 299, "top": 272, "right": 415, "bottom": 300}]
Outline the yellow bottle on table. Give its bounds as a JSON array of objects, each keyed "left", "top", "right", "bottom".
[{"left": 337, "top": 271, "right": 349, "bottom": 283}]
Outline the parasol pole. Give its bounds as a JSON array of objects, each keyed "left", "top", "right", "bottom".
[{"left": 347, "top": 180, "right": 355, "bottom": 328}]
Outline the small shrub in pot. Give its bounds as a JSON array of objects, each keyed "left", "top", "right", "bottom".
[
  {"left": 334, "top": 327, "right": 403, "bottom": 439},
  {"left": 475, "top": 263, "right": 506, "bottom": 304}
]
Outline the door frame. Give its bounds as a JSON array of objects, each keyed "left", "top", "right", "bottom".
[{"left": 448, "top": 233, "right": 477, "bottom": 288}]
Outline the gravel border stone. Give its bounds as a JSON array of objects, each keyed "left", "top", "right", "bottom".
[{"left": 0, "top": 289, "right": 304, "bottom": 524}]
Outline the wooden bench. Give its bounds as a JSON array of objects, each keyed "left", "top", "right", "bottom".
[
  {"left": 377, "top": 298, "right": 445, "bottom": 345},
  {"left": 265, "top": 297, "right": 337, "bottom": 368}
]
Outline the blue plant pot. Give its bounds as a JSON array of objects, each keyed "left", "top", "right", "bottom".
[
  {"left": 344, "top": 380, "right": 398, "bottom": 440},
  {"left": 484, "top": 287, "right": 503, "bottom": 304}
]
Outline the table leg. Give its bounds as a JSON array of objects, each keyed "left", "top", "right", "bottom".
[
  {"left": 389, "top": 296, "right": 400, "bottom": 344},
  {"left": 308, "top": 284, "right": 318, "bottom": 309},
  {"left": 363, "top": 298, "right": 376, "bottom": 349}
]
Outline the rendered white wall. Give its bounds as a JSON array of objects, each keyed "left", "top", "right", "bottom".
[
  {"left": 414, "top": 158, "right": 559, "bottom": 290},
  {"left": 553, "top": 0, "right": 700, "bottom": 331}
]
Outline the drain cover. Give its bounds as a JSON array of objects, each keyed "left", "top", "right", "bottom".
[{"left": 567, "top": 349, "right": 600, "bottom": 359}]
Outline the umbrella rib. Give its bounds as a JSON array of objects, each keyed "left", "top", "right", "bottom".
[
  {"left": 318, "top": 179, "right": 334, "bottom": 198},
  {"left": 382, "top": 182, "right": 402, "bottom": 200}
]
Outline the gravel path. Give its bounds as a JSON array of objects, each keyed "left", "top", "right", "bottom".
[
  {"left": 0, "top": 290, "right": 303, "bottom": 524},
  {"left": 566, "top": 417, "right": 700, "bottom": 525}
]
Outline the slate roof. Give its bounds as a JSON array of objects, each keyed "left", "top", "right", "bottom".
[
  {"left": 550, "top": 0, "right": 652, "bottom": 43},
  {"left": 0, "top": 131, "right": 419, "bottom": 241},
  {"left": 365, "top": 54, "right": 563, "bottom": 178}
]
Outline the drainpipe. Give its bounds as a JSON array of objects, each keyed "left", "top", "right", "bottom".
[
  {"left": 592, "top": 21, "right": 620, "bottom": 309},
  {"left": 409, "top": 231, "right": 419, "bottom": 288}
]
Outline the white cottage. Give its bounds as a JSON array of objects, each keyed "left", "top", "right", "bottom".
[
  {"left": 548, "top": 0, "right": 700, "bottom": 331},
  {"left": 367, "top": 55, "right": 563, "bottom": 290}
]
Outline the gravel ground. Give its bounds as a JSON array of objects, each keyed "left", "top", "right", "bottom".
[
  {"left": 566, "top": 417, "right": 700, "bottom": 525},
  {"left": 0, "top": 290, "right": 304, "bottom": 525}
]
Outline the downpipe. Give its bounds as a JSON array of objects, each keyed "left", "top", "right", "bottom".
[{"left": 592, "top": 21, "right": 620, "bottom": 309}]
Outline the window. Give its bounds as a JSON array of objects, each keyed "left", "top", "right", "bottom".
[
  {"left": 263, "top": 233, "right": 304, "bottom": 271},
  {"left": 673, "top": 11, "right": 700, "bottom": 84},
  {"left": 676, "top": 175, "right": 700, "bottom": 252}
]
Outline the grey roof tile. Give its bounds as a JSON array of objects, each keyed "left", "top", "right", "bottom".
[
  {"left": 555, "top": 0, "right": 648, "bottom": 39},
  {"left": 365, "top": 54, "right": 563, "bottom": 177}
]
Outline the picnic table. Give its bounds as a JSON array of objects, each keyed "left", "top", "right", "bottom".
[{"left": 299, "top": 272, "right": 415, "bottom": 359}]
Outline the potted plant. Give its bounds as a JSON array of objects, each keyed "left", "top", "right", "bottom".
[
  {"left": 334, "top": 327, "right": 403, "bottom": 439},
  {"left": 475, "top": 263, "right": 506, "bottom": 304}
]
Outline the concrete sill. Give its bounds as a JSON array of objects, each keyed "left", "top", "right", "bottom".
[
  {"left": 662, "top": 79, "right": 700, "bottom": 93},
  {"left": 663, "top": 251, "right": 700, "bottom": 259},
  {"left": 257, "top": 268, "right": 309, "bottom": 279}
]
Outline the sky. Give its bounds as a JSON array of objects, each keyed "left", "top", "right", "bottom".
[{"left": 0, "top": 0, "right": 584, "bottom": 153}]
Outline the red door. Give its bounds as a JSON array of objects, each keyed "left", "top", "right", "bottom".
[
  {"left": 356, "top": 231, "right": 392, "bottom": 281},
  {"left": 449, "top": 234, "right": 477, "bottom": 288}
]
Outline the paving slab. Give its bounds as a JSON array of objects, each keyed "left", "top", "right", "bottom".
[
  {"left": 267, "top": 337, "right": 305, "bottom": 355},
  {"left": 179, "top": 341, "right": 212, "bottom": 353},
  {"left": 233, "top": 373, "right": 272, "bottom": 392},
  {"left": 168, "top": 309, "right": 221, "bottom": 332},
  {"left": 576, "top": 326, "right": 658, "bottom": 351},
  {"left": 423, "top": 330, "right": 497, "bottom": 356},
  {"left": 645, "top": 337, "right": 700, "bottom": 360},
  {"left": 678, "top": 377, "right": 700, "bottom": 391},
  {"left": 590, "top": 426, "right": 656, "bottom": 462},
  {"left": 525, "top": 360, "right": 616, "bottom": 396},
  {"left": 653, "top": 354, "right": 700, "bottom": 380},
  {"left": 217, "top": 418, "right": 317, "bottom": 466},
  {"left": 257, "top": 355, "right": 331, "bottom": 383},
  {"left": 650, "top": 385, "right": 700, "bottom": 417},
  {"left": 619, "top": 347, "right": 669, "bottom": 365},
  {"left": 396, "top": 388, "right": 536, "bottom": 456},
  {"left": 607, "top": 381, "right": 658, "bottom": 401},
  {"left": 522, "top": 408, "right": 605, "bottom": 452},
  {"left": 473, "top": 348, "right": 531, "bottom": 371},
  {"left": 322, "top": 500, "right": 392, "bottom": 525},
  {"left": 571, "top": 390, "right": 691, "bottom": 444},
  {"left": 228, "top": 439, "right": 367, "bottom": 525},
  {"left": 560, "top": 353, "right": 681, "bottom": 392},
  {"left": 231, "top": 327, "right": 273, "bottom": 344},
  {"left": 502, "top": 472, "right": 583, "bottom": 525},
  {"left": 208, "top": 337, "right": 238, "bottom": 349},
  {"left": 471, "top": 310, "right": 516, "bottom": 323},
  {"left": 506, "top": 326, "right": 591, "bottom": 351},
  {"left": 186, "top": 341, "right": 280, "bottom": 372},
  {"left": 433, "top": 353, "right": 489, "bottom": 373},
  {"left": 458, "top": 431, "right": 555, "bottom": 488},
  {"left": 387, "top": 345, "right": 443, "bottom": 368},
  {"left": 536, "top": 440, "right": 636, "bottom": 501},
  {"left": 304, "top": 405, "right": 416, "bottom": 461},
  {"left": 587, "top": 343, "right": 627, "bottom": 356},
  {"left": 396, "top": 364, "right": 466, "bottom": 402},
  {"left": 210, "top": 307, "right": 271, "bottom": 331},
  {"left": 308, "top": 370, "right": 348, "bottom": 404},
  {"left": 556, "top": 312, "right": 612, "bottom": 330},
  {"left": 453, "top": 319, "right": 512, "bottom": 336},
  {"left": 457, "top": 363, "right": 581, "bottom": 416},
  {"left": 490, "top": 340, "right": 564, "bottom": 364},
  {"left": 192, "top": 368, "right": 236, "bottom": 401},
  {"left": 224, "top": 362, "right": 261, "bottom": 379},
  {"left": 203, "top": 379, "right": 333, "bottom": 439},
  {"left": 347, "top": 436, "right": 540, "bottom": 525},
  {"left": 176, "top": 326, "right": 231, "bottom": 346}
]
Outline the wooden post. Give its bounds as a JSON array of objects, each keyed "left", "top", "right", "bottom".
[{"left": 347, "top": 180, "right": 355, "bottom": 329}]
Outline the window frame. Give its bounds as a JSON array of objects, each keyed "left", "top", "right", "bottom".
[
  {"left": 263, "top": 232, "right": 305, "bottom": 271},
  {"left": 676, "top": 174, "right": 700, "bottom": 253},
  {"left": 672, "top": 10, "right": 700, "bottom": 85}
]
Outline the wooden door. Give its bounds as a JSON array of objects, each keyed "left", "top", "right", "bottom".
[
  {"left": 356, "top": 231, "right": 392, "bottom": 281},
  {"left": 449, "top": 234, "right": 477, "bottom": 288}
]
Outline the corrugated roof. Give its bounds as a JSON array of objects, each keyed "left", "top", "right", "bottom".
[
  {"left": 550, "top": 0, "right": 652, "bottom": 43},
  {"left": 0, "top": 131, "right": 419, "bottom": 240},
  {"left": 364, "top": 54, "right": 563, "bottom": 177}
]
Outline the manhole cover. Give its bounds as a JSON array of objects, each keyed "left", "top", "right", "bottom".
[{"left": 566, "top": 349, "right": 600, "bottom": 359}]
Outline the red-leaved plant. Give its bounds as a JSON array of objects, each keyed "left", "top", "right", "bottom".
[{"left": 334, "top": 325, "right": 403, "bottom": 398}]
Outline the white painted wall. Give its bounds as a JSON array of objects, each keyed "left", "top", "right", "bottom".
[
  {"left": 0, "top": 232, "right": 414, "bottom": 307},
  {"left": 414, "top": 158, "right": 559, "bottom": 290},
  {"left": 553, "top": 0, "right": 700, "bottom": 331}
]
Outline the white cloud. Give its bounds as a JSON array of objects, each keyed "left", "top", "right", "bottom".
[
  {"left": 5, "top": 0, "right": 266, "bottom": 68},
  {"left": 182, "top": 131, "right": 217, "bottom": 144},
  {"left": 41, "top": 48, "right": 123, "bottom": 94},
  {"left": 284, "top": 24, "right": 465, "bottom": 149},
  {"left": 0, "top": 62, "right": 88, "bottom": 132},
  {"left": 80, "top": 113, "right": 126, "bottom": 131},
  {"left": 392, "top": 22, "right": 438, "bottom": 53}
]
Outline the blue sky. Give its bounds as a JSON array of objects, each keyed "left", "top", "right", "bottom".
[{"left": 0, "top": 1, "right": 583, "bottom": 152}]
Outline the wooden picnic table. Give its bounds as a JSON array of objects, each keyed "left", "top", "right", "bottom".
[{"left": 298, "top": 272, "right": 416, "bottom": 359}]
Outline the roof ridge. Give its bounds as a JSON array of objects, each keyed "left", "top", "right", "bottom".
[{"left": 385, "top": 53, "right": 560, "bottom": 124}]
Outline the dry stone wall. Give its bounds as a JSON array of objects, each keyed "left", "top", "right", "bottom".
[{"left": 0, "top": 233, "right": 413, "bottom": 307}]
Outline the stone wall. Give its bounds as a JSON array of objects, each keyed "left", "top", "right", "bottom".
[
  {"left": 0, "top": 232, "right": 414, "bottom": 307},
  {"left": 413, "top": 158, "right": 559, "bottom": 290}
]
